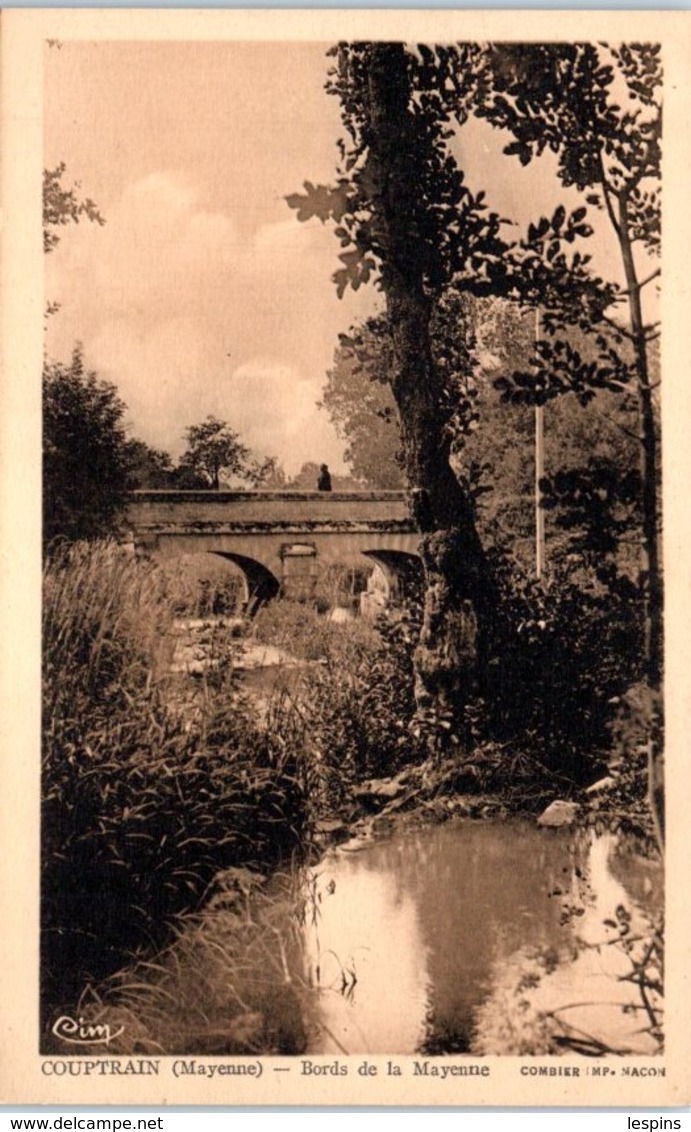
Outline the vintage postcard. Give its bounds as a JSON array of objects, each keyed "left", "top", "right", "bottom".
[{"left": 1, "top": 7, "right": 690, "bottom": 1108}]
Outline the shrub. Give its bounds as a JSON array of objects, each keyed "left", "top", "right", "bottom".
[
  {"left": 480, "top": 551, "right": 644, "bottom": 781},
  {"left": 252, "top": 599, "right": 421, "bottom": 806},
  {"left": 585, "top": 681, "right": 663, "bottom": 844},
  {"left": 287, "top": 611, "right": 422, "bottom": 805},
  {"left": 252, "top": 598, "right": 375, "bottom": 662}
]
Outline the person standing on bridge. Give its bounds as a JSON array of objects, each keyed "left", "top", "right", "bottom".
[{"left": 317, "top": 464, "right": 332, "bottom": 492}]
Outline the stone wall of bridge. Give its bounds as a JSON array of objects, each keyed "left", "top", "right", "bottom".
[
  {"left": 129, "top": 489, "right": 412, "bottom": 527},
  {"left": 127, "top": 490, "right": 420, "bottom": 606}
]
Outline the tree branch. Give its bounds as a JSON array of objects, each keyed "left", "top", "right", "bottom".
[
  {"left": 601, "top": 313, "right": 637, "bottom": 341},
  {"left": 638, "top": 267, "right": 661, "bottom": 291},
  {"left": 598, "top": 156, "right": 621, "bottom": 239}
]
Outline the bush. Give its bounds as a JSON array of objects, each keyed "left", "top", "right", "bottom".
[
  {"left": 42, "top": 543, "right": 312, "bottom": 1016},
  {"left": 293, "top": 611, "right": 422, "bottom": 804},
  {"left": 43, "top": 349, "right": 132, "bottom": 547},
  {"left": 252, "top": 599, "right": 422, "bottom": 805},
  {"left": 481, "top": 551, "right": 644, "bottom": 781},
  {"left": 252, "top": 598, "right": 373, "bottom": 661},
  {"left": 585, "top": 682, "right": 663, "bottom": 844}
]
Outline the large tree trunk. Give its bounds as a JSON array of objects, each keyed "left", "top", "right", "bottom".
[{"left": 364, "top": 45, "right": 491, "bottom": 717}]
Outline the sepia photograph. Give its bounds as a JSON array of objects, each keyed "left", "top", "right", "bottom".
[{"left": 1, "top": 8, "right": 690, "bottom": 1107}]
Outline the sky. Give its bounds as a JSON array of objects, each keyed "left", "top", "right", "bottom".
[{"left": 44, "top": 39, "right": 637, "bottom": 477}]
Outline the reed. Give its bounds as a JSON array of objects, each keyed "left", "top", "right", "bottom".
[
  {"left": 43, "top": 867, "right": 313, "bottom": 1056},
  {"left": 41, "top": 542, "right": 313, "bottom": 1019}
]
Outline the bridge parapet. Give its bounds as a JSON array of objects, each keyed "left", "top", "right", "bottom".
[{"left": 128, "top": 489, "right": 413, "bottom": 529}]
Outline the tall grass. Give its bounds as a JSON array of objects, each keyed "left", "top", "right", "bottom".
[
  {"left": 252, "top": 598, "right": 377, "bottom": 662},
  {"left": 253, "top": 600, "right": 422, "bottom": 802},
  {"left": 45, "top": 867, "right": 314, "bottom": 1056},
  {"left": 42, "top": 542, "right": 314, "bottom": 1019}
]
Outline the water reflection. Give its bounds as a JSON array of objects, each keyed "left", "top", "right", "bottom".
[{"left": 302, "top": 821, "right": 661, "bottom": 1056}]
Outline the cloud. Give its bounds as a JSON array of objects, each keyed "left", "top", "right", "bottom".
[
  {"left": 45, "top": 168, "right": 379, "bottom": 475},
  {"left": 221, "top": 357, "right": 347, "bottom": 475}
]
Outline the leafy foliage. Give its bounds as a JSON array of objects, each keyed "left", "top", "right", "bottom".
[
  {"left": 43, "top": 163, "right": 105, "bottom": 254},
  {"left": 43, "top": 347, "right": 132, "bottom": 547},
  {"left": 287, "top": 44, "right": 509, "bottom": 302},
  {"left": 482, "top": 552, "right": 644, "bottom": 780},
  {"left": 179, "top": 415, "right": 277, "bottom": 489},
  {"left": 472, "top": 40, "right": 663, "bottom": 690}
]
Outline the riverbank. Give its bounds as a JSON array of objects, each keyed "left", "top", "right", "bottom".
[
  {"left": 41, "top": 544, "right": 660, "bottom": 1057},
  {"left": 48, "top": 812, "right": 661, "bottom": 1059}
]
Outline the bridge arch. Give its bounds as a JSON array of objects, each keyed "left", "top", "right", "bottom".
[
  {"left": 362, "top": 549, "right": 423, "bottom": 600},
  {"left": 212, "top": 552, "right": 280, "bottom": 611}
]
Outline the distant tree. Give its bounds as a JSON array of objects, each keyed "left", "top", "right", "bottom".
[
  {"left": 179, "top": 415, "right": 275, "bottom": 490},
  {"left": 169, "top": 464, "right": 209, "bottom": 490},
  {"left": 286, "top": 462, "right": 323, "bottom": 491},
  {"left": 255, "top": 459, "right": 288, "bottom": 489},
  {"left": 124, "top": 440, "right": 174, "bottom": 489},
  {"left": 43, "top": 347, "right": 131, "bottom": 547},
  {"left": 247, "top": 454, "right": 286, "bottom": 488},
  {"left": 323, "top": 291, "right": 490, "bottom": 491},
  {"left": 43, "top": 163, "right": 105, "bottom": 255},
  {"left": 321, "top": 317, "right": 405, "bottom": 489}
]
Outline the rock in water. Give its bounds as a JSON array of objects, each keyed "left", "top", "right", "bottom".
[{"left": 537, "top": 800, "right": 579, "bottom": 828}]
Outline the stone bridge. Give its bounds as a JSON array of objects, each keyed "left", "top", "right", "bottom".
[{"left": 127, "top": 490, "right": 421, "bottom": 607}]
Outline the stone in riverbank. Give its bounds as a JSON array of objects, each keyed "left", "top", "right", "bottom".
[
  {"left": 352, "top": 772, "right": 412, "bottom": 813},
  {"left": 537, "top": 800, "right": 579, "bottom": 828}
]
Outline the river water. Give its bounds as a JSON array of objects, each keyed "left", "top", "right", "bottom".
[{"left": 296, "top": 820, "right": 662, "bottom": 1057}]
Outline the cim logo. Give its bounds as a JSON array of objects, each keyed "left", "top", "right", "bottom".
[{"left": 51, "top": 1015, "right": 124, "bottom": 1047}]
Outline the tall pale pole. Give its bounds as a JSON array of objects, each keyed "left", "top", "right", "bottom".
[{"left": 535, "top": 307, "right": 545, "bottom": 580}]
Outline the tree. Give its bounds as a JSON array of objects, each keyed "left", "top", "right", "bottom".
[
  {"left": 249, "top": 454, "right": 287, "bottom": 488},
  {"left": 459, "top": 44, "right": 664, "bottom": 843},
  {"left": 43, "top": 347, "right": 132, "bottom": 547},
  {"left": 179, "top": 415, "right": 274, "bottom": 490},
  {"left": 287, "top": 40, "right": 658, "bottom": 755},
  {"left": 321, "top": 317, "right": 405, "bottom": 489},
  {"left": 124, "top": 440, "right": 175, "bottom": 489},
  {"left": 43, "top": 163, "right": 105, "bottom": 255},
  {"left": 326, "top": 293, "right": 645, "bottom": 577},
  {"left": 251, "top": 459, "right": 288, "bottom": 489},
  {"left": 471, "top": 43, "right": 663, "bottom": 690},
  {"left": 288, "top": 43, "right": 510, "bottom": 716}
]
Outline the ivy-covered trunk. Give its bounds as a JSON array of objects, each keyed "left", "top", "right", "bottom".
[{"left": 364, "top": 46, "right": 491, "bottom": 716}]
